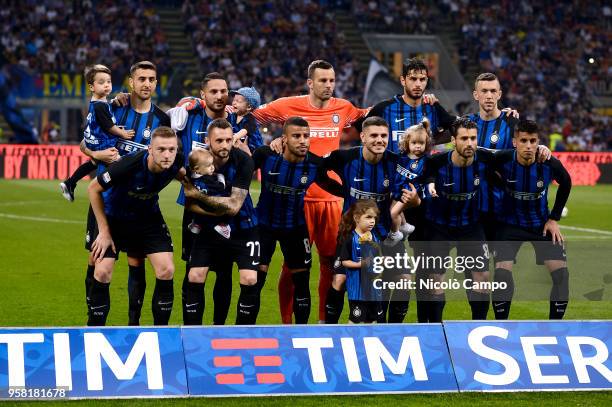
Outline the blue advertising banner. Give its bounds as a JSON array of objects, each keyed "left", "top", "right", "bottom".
[
  {"left": 444, "top": 321, "right": 612, "bottom": 391},
  {"left": 182, "top": 324, "right": 457, "bottom": 396},
  {"left": 0, "top": 328, "right": 187, "bottom": 399}
]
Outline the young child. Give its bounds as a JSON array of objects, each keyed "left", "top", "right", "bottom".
[
  {"left": 230, "top": 86, "right": 264, "bottom": 152},
  {"left": 336, "top": 200, "right": 382, "bottom": 323},
  {"left": 389, "top": 118, "right": 433, "bottom": 241},
  {"left": 185, "top": 148, "right": 227, "bottom": 235},
  {"left": 60, "top": 64, "right": 134, "bottom": 201}
]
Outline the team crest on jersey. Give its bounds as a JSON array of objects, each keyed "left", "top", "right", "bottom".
[
  {"left": 102, "top": 172, "right": 111, "bottom": 183},
  {"left": 474, "top": 176, "right": 480, "bottom": 186},
  {"left": 300, "top": 175, "right": 308, "bottom": 184},
  {"left": 143, "top": 127, "right": 152, "bottom": 139},
  {"left": 332, "top": 113, "right": 340, "bottom": 124},
  {"left": 537, "top": 180, "right": 544, "bottom": 188},
  {"left": 410, "top": 161, "right": 419, "bottom": 170},
  {"left": 352, "top": 305, "right": 362, "bottom": 318},
  {"left": 490, "top": 132, "right": 499, "bottom": 143},
  {"left": 85, "top": 231, "right": 90, "bottom": 243},
  {"left": 383, "top": 178, "right": 390, "bottom": 187}
]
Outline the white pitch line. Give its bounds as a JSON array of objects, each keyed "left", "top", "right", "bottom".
[
  {"left": 0, "top": 213, "right": 82, "bottom": 224},
  {"left": 560, "top": 225, "right": 612, "bottom": 236},
  {"left": 0, "top": 200, "right": 49, "bottom": 206}
]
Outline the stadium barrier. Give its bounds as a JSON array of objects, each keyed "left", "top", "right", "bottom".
[
  {"left": 1, "top": 321, "right": 610, "bottom": 399},
  {"left": 1, "top": 146, "right": 611, "bottom": 185}
]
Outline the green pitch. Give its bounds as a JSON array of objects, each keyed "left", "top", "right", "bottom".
[{"left": 0, "top": 180, "right": 610, "bottom": 405}]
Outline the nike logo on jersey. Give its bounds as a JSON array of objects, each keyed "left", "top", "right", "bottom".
[
  {"left": 443, "top": 182, "right": 455, "bottom": 186},
  {"left": 305, "top": 258, "right": 312, "bottom": 264},
  {"left": 353, "top": 178, "right": 367, "bottom": 182},
  {"left": 394, "top": 117, "right": 407, "bottom": 123},
  {"left": 507, "top": 179, "right": 518, "bottom": 183},
  {"left": 268, "top": 171, "right": 281, "bottom": 175}
]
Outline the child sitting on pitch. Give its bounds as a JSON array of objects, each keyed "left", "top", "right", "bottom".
[{"left": 60, "top": 64, "right": 134, "bottom": 202}]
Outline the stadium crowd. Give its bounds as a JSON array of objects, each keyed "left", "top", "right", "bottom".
[
  {"left": 181, "top": 0, "right": 362, "bottom": 104},
  {"left": 352, "top": 0, "right": 434, "bottom": 34},
  {"left": 446, "top": 0, "right": 610, "bottom": 151},
  {"left": 0, "top": 0, "right": 171, "bottom": 78}
]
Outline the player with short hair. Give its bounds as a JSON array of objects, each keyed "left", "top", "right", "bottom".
[
  {"left": 60, "top": 64, "right": 134, "bottom": 202},
  {"left": 171, "top": 72, "right": 261, "bottom": 325},
  {"left": 322, "top": 116, "right": 419, "bottom": 323},
  {"left": 364, "top": 57, "right": 456, "bottom": 154},
  {"left": 252, "top": 116, "right": 342, "bottom": 324},
  {"left": 80, "top": 61, "right": 171, "bottom": 326},
  {"left": 86, "top": 126, "right": 184, "bottom": 326},
  {"left": 491, "top": 119, "right": 571, "bottom": 320},
  {"left": 253, "top": 59, "right": 368, "bottom": 323},
  {"left": 181, "top": 118, "right": 260, "bottom": 325}
]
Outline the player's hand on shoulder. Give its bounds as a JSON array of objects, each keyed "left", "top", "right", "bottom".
[
  {"left": 112, "top": 93, "right": 130, "bottom": 107},
  {"left": 176, "top": 96, "right": 205, "bottom": 111},
  {"left": 93, "top": 147, "right": 119, "bottom": 164},
  {"left": 501, "top": 107, "right": 519, "bottom": 119},
  {"left": 269, "top": 137, "right": 284, "bottom": 154},
  {"left": 422, "top": 94, "right": 439, "bottom": 105},
  {"left": 543, "top": 219, "right": 564, "bottom": 245},
  {"left": 536, "top": 145, "right": 552, "bottom": 162},
  {"left": 91, "top": 231, "right": 115, "bottom": 262}
]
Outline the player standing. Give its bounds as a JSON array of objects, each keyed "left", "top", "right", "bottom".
[
  {"left": 86, "top": 127, "right": 183, "bottom": 326},
  {"left": 491, "top": 120, "right": 571, "bottom": 320},
  {"left": 253, "top": 60, "right": 368, "bottom": 323},
  {"left": 80, "top": 61, "right": 170, "bottom": 326}
]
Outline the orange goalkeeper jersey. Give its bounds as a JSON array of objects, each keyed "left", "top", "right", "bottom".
[{"left": 253, "top": 95, "right": 368, "bottom": 201}]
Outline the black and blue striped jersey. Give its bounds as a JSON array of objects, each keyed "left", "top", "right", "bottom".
[
  {"left": 83, "top": 101, "right": 117, "bottom": 151},
  {"left": 339, "top": 231, "right": 380, "bottom": 301},
  {"left": 393, "top": 155, "right": 427, "bottom": 200},
  {"left": 253, "top": 146, "right": 336, "bottom": 230},
  {"left": 324, "top": 147, "right": 399, "bottom": 239},
  {"left": 97, "top": 149, "right": 182, "bottom": 221},
  {"left": 493, "top": 150, "right": 571, "bottom": 229},
  {"left": 468, "top": 111, "right": 518, "bottom": 214},
  {"left": 112, "top": 102, "right": 170, "bottom": 157},
  {"left": 366, "top": 96, "right": 456, "bottom": 153},
  {"left": 236, "top": 112, "right": 264, "bottom": 153},
  {"left": 424, "top": 150, "right": 496, "bottom": 228},
  {"left": 193, "top": 147, "right": 258, "bottom": 232}
]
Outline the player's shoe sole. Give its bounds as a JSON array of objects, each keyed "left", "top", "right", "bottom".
[{"left": 60, "top": 182, "right": 75, "bottom": 202}]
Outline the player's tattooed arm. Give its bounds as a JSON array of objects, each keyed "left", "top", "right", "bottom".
[
  {"left": 184, "top": 184, "right": 248, "bottom": 216},
  {"left": 80, "top": 140, "right": 119, "bottom": 164}
]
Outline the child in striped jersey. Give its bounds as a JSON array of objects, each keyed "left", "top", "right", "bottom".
[{"left": 389, "top": 118, "right": 432, "bottom": 241}]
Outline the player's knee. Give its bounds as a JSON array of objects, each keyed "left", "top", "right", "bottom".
[
  {"left": 155, "top": 263, "right": 174, "bottom": 280},
  {"left": 188, "top": 267, "right": 206, "bottom": 283},
  {"left": 495, "top": 261, "right": 514, "bottom": 271},
  {"left": 94, "top": 264, "right": 114, "bottom": 283},
  {"left": 332, "top": 274, "right": 346, "bottom": 290},
  {"left": 239, "top": 271, "right": 257, "bottom": 286}
]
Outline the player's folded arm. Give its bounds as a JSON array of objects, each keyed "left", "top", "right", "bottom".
[{"left": 187, "top": 187, "right": 248, "bottom": 217}]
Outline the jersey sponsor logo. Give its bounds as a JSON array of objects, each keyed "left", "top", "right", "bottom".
[
  {"left": 116, "top": 139, "right": 147, "bottom": 154},
  {"left": 266, "top": 183, "right": 306, "bottom": 195},
  {"left": 396, "top": 164, "right": 418, "bottom": 179},
  {"left": 192, "top": 141, "right": 208, "bottom": 151},
  {"left": 349, "top": 187, "right": 387, "bottom": 201},
  {"left": 440, "top": 190, "right": 477, "bottom": 201},
  {"left": 391, "top": 130, "right": 405, "bottom": 142},
  {"left": 508, "top": 190, "right": 546, "bottom": 201},
  {"left": 310, "top": 127, "right": 339, "bottom": 138}
]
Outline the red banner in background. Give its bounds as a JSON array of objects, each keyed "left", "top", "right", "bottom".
[
  {"left": 554, "top": 152, "right": 612, "bottom": 186},
  {"left": 0, "top": 144, "right": 90, "bottom": 180}
]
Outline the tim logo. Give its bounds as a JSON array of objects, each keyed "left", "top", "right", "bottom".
[{"left": 212, "top": 338, "right": 284, "bottom": 385}]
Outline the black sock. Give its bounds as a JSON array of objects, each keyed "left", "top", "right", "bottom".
[
  {"left": 324, "top": 286, "right": 345, "bottom": 324},
  {"left": 292, "top": 271, "right": 311, "bottom": 324},
  {"left": 415, "top": 278, "right": 429, "bottom": 322},
  {"left": 549, "top": 267, "right": 569, "bottom": 319},
  {"left": 212, "top": 265, "right": 233, "bottom": 325},
  {"left": 66, "top": 160, "right": 97, "bottom": 186},
  {"left": 255, "top": 270, "right": 268, "bottom": 317},
  {"left": 388, "top": 298, "right": 409, "bottom": 323},
  {"left": 152, "top": 279, "right": 173, "bottom": 325},
  {"left": 469, "top": 291, "right": 490, "bottom": 320},
  {"left": 128, "top": 265, "right": 146, "bottom": 326},
  {"left": 85, "top": 264, "right": 95, "bottom": 309},
  {"left": 88, "top": 278, "right": 110, "bottom": 326},
  {"left": 182, "top": 275, "right": 205, "bottom": 325},
  {"left": 492, "top": 268, "right": 514, "bottom": 320},
  {"left": 236, "top": 283, "right": 259, "bottom": 325},
  {"left": 429, "top": 293, "right": 446, "bottom": 322}
]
